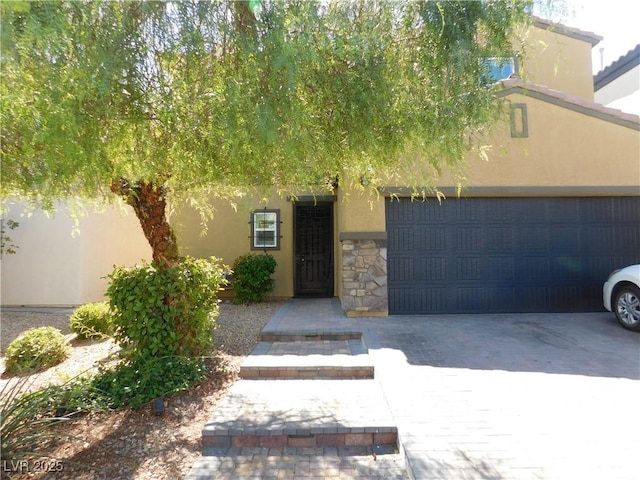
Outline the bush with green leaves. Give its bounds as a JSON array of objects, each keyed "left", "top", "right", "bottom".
[
  {"left": 106, "top": 256, "right": 227, "bottom": 360},
  {"left": 232, "top": 254, "right": 277, "bottom": 304},
  {"left": 91, "top": 356, "right": 206, "bottom": 409},
  {"left": 69, "top": 301, "right": 114, "bottom": 339},
  {"left": 4, "top": 327, "right": 70, "bottom": 375}
]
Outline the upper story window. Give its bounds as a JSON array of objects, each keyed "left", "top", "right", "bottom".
[
  {"left": 251, "top": 209, "right": 280, "bottom": 250},
  {"left": 481, "top": 57, "right": 517, "bottom": 83}
]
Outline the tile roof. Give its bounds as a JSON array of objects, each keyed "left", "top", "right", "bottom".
[
  {"left": 594, "top": 44, "right": 640, "bottom": 91},
  {"left": 498, "top": 78, "right": 640, "bottom": 130}
]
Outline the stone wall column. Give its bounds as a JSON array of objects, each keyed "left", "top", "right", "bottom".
[{"left": 339, "top": 232, "right": 388, "bottom": 316}]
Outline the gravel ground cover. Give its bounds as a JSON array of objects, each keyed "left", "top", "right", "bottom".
[{"left": 0, "top": 300, "right": 284, "bottom": 480}]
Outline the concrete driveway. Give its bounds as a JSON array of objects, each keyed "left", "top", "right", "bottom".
[{"left": 360, "top": 311, "right": 640, "bottom": 479}]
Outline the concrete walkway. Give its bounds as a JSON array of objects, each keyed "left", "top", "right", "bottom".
[{"left": 187, "top": 298, "right": 640, "bottom": 480}]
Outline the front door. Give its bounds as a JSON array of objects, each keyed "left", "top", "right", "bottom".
[{"left": 294, "top": 203, "right": 334, "bottom": 297}]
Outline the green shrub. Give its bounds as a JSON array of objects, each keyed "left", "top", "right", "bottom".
[
  {"left": 91, "top": 356, "right": 206, "bottom": 409},
  {"left": 106, "top": 256, "right": 227, "bottom": 361},
  {"left": 232, "top": 253, "right": 277, "bottom": 304},
  {"left": 69, "top": 301, "right": 114, "bottom": 339},
  {"left": 4, "top": 327, "right": 70, "bottom": 375}
]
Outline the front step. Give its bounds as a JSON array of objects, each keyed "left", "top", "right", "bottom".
[
  {"left": 260, "top": 331, "right": 363, "bottom": 342},
  {"left": 202, "top": 379, "right": 397, "bottom": 449},
  {"left": 240, "top": 334, "right": 374, "bottom": 380}
]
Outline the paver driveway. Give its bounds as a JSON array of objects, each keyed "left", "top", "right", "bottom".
[{"left": 361, "top": 311, "right": 640, "bottom": 480}]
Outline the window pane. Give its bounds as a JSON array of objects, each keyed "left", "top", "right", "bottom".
[
  {"left": 255, "top": 231, "right": 276, "bottom": 247},
  {"left": 252, "top": 210, "right": 279, "bottom": 249},
  {"left": 481, "top": 57, "right": 515, "bottom": 83},
  {"left": 255, "top": 212, "right": 276, "bottom": 230}
]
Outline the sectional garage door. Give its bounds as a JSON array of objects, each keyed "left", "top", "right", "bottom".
[{"left": 386, "top": 197, "right": 640, "bottom": 314}]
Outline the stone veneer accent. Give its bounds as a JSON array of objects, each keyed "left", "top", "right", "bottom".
[{"left": 340, "top": 232, "right": 388, "bottom": 316}]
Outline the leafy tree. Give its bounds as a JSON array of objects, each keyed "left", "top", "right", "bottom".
[{"left": 1, "top": 0, "right": 532, "bottom": 266}]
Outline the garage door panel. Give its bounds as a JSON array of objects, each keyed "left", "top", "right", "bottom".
[
  {"left": 389, "top": 226, "right": 413, "bottom": 251},
  {"left": 518, "top": 256, "right": 551, "bottom": 282},
  {"left": 388, "top": 257, "right": 414, "bottom": 282},
  {"left": 551, "top": 227, "right": 581, "bottom": 252},
  {"left": 617, "top": 225, "right": 640, "bottom": 250},
  {"left": 421, "top": 257, "right": 446, "bottom": 281},
  {"left": 386, "top": 196, "right": 640, "bottom": 314},
  {"left": 487, "top": 227, "right": 513, "bottom": 250},
  {"left": 487, "top": 199, "right": 514, "bottom": 221},
  {"left": 486, "top": 257, "right": 516, "bottom": 282},
  {"left": 518, "top": 227, "right": 549, "bottom": 251},
  {"left": 550, "top": 257, "right": 585, "bottom": 283},
  {"left": 612, "top": 197, "right": 640, "bottom": 221},
  {"left": 586, "top": 226, "right": 615, "bottom": 251},
  {"left": 457, "top": 257, "right": 483, "bottom": 280},
  {"left": 419, "top": 228, "right": 446, "bottom": 250},
  {"left": 456, "top": 228, "right": 483, "bottom": 250}
]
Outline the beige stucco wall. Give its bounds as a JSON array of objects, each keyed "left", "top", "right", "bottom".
[
  {"left": 174, "top": 191, "right": 341, "bottom": 299},
  {"left": 337, "top": 186, "right": 385, "bottom": 233},
  {"left": 342, "top": 91, "right": 639, "bottom": 233},
  {"left": 174, "top": 194, "right": 294, "bottom": 298},
  {"left": 517, "top": 24, "right": 596, "bottom": 101},
  {"left": 1, "top": 202, "right": 150, "bottom": 306},
  {"left": 462, "top": 94, "right": 640, "bottom": 188}
]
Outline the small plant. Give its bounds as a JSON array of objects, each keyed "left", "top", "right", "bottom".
[
  {"left": 232, "top": 253, "right": 277, "bottom": 304},
  {"left": 1, "top": 375, "right": 107, "bottom": 463},
  {"left": 69, "top": 301, "right": 114, "bottom": 339},
  {"left": 4, "top": 327, "right": 70, "bottom": 375}
]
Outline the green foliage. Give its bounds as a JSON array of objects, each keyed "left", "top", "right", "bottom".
[
  {"left": 1, "top": 375, "right": 106, "bottom": 462},
  {"left": 91, "top": 356, "right": 206, "bottom": 409},
  {"left": 106, "top": 256, "right": 227, "bottom": 360},
  {"left": 69, "top": 301, "right": 114, "bottom": 340},
  {"left": 2, "top": 0, "right": 533, "bottom": 211},
  {"left": 232, "top": 254, "right": 277, "bottom": 304},
  {"left": 0, "top": 218, "right": 19, "bottom": 256},
  {"left": 4, "top": 327, "right": 70, "bottom": 375}
]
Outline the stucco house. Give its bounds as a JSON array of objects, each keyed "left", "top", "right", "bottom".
[
  {"left": 175, "top": 17, "right": 640, "bottom": 316},
  {"left": 2, "top": 17, "right": 639, "bottom": 315}
]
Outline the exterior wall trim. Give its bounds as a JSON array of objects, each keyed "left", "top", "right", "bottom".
[
  {"left": 497, "top": 82, "right": 640, "bottom": 131},
  {"left": 379, "top": 186, "right": 640, "bottom": 197},
  {"left": 339, "top": 231, "right": 387, "bottom": 242},
  {"left": 287, "top": 195, "right": 337, "bottom": 203}
]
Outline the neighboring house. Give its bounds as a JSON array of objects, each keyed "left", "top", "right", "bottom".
[
  {"left": 594, "top": 44, "right": 640, "bottom": 115},
  {"left": 2, "top": 17, "right": 639, "bottom": 315}
]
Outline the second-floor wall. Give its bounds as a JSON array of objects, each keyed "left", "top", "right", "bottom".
[{"left": 514, "top": 17, "right": 601, "bottom": 102}]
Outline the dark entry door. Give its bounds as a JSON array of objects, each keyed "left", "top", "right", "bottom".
[{"left": 294, "top": 203, "right": 334, "bottom": 297}]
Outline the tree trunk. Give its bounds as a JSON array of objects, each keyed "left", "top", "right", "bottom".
[{"left": 111, "top": 179, "right": 179, "bottom": 267}]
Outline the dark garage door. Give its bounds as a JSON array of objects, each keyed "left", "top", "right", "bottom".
[{"left": 386, "top": 197, "right": 640, "bottom": 314}]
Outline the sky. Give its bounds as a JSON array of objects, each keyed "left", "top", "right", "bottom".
[{"left": 554, "top": 0, "right": 640, "bottom": 73}]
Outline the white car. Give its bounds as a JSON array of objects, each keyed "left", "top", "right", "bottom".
[{"left": 603, "top": 264, "right": 640, "bottom": 332}]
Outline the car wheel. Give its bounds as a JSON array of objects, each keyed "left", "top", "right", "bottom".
[{"left": 614, "top": 285, "right": 640, "bottom": 332}]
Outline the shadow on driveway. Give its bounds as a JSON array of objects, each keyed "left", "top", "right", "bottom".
[{"left": 361, "top": 312, "right": 640, "bottom": 380}]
